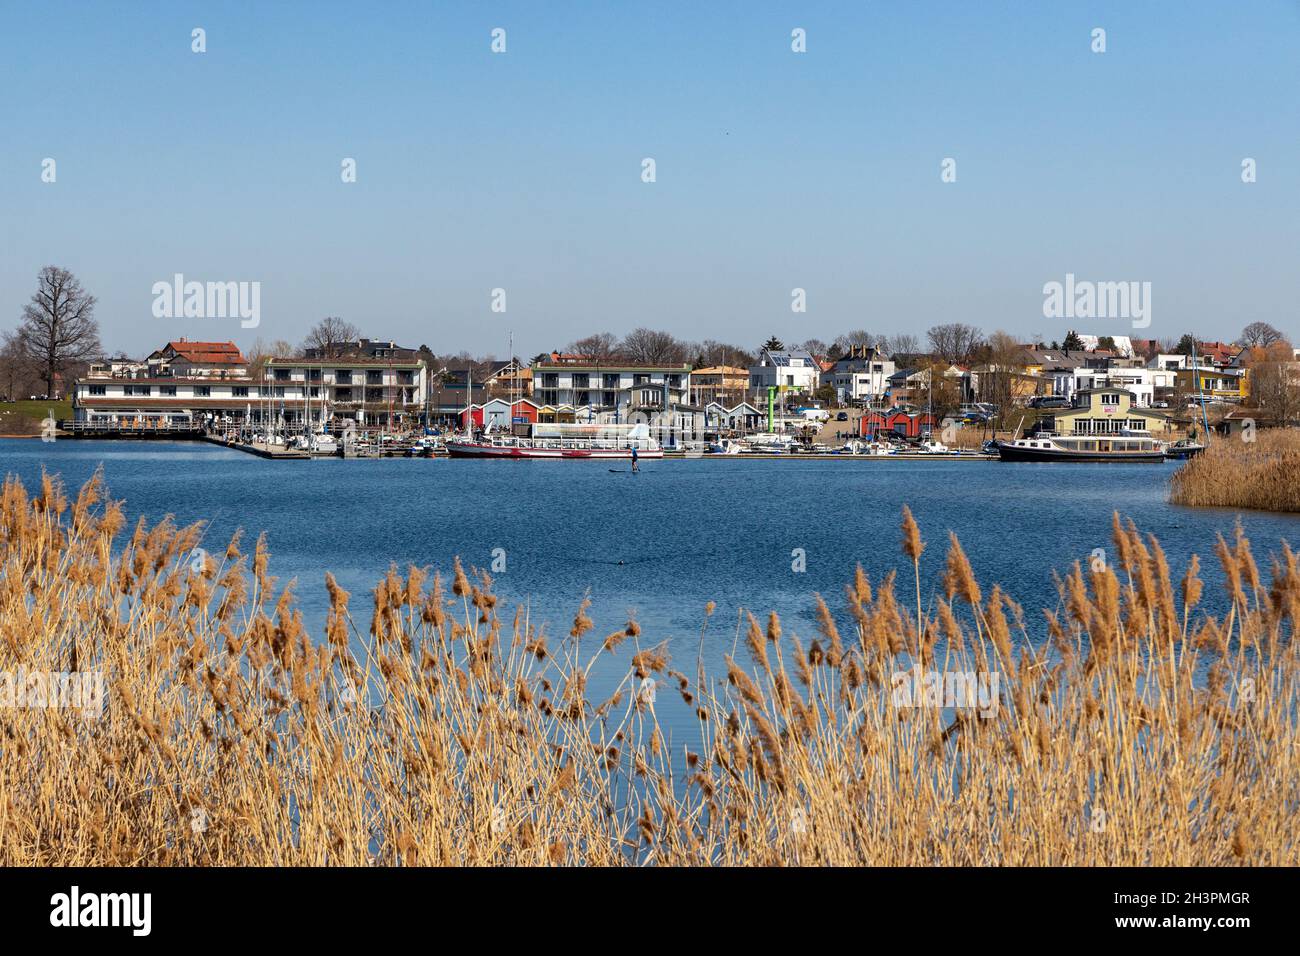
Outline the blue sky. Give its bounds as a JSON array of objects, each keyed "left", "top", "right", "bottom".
[{"left": 2, "top": 0, "right": 1297, "bottom": 359}]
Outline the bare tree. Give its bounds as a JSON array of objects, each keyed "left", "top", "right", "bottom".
[
  {"left": 887, "top": 333, "right": 920, "bottom": 357},
  {"left": 16, "top": 266, "right": 101, "bottom": 398},
  {"left": 567, "top": 332, "right": 622, "bottom": 363},
  {"left": 1240, "top": 321, "right": 1283, "bottom": 348},
  {"left": 620, "top": 328, "right": 686, "bottom": 365},
  {"left": 0, "top": 331, "right": 39, "bottom": 400},
  {"left": 927, "top": 323, "right": 983, "bottom": 364},
  {"left": 1247, "top": 340, "right": 1300, "bottom": 424},
  {"left": 688, "top": 339, "right": 753, "bottom": 368},
  {"left": 244, "top": 337, "right": 299, "bottom": 368},
  {"left": 302, "top": 316, "right": 361, "bottom": 357},
  {"left": 975, "top": 330, "right": 1027, "bottom": 424},
  {"left": 832, "top": 330, "right": 879, "bottom": 354}
]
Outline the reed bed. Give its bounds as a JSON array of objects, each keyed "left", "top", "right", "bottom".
[
  {"left": 1, "top": 471, "right": 1296, "bottom": 866},
  {"left": 1170, "top": 428, "right": 1300, "bottom": 512}
]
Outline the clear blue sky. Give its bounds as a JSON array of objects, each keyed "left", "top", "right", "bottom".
[{"left": 3, "top": 0, "right": 1297, "bottom": 359}]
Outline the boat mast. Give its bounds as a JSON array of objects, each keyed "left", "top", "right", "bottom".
[{"left": 1192, "top": 342, "right": 1212, "bottom": 445}]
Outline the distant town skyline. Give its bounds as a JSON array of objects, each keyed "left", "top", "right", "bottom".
[{"left": 4, "top": 1, "right": 1298, "bottom": 359}]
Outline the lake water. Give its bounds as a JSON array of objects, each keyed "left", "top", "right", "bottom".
[{"left": 4, "top": 438, "right": 1297, "bottom": 735}]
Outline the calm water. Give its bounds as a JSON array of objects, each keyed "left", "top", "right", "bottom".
[{"left": 4, "top": 438, "right": 1297, "bottom": 734}]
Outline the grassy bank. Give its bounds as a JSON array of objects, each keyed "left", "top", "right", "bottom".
[
  {"left": 0, "top": 399, "right": 72, "bottom": 436},
  {"left": 1, "top": 472, "right": 1296, "bottom": 865},
  {"left": 1170, "top": 429, "right": 1300, "bottom": 512}
]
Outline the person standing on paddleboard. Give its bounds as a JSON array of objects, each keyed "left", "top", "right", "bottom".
[{"left": 631, "top": 446, "right": 639, "bottom": 473}]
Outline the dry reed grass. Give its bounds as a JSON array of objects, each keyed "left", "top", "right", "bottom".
[
  {"left": 1, "top": 470, "right": 1296, "bottom": 865},
  {"left": 1170, "top": 429, "right": 1300, "bottom": 512}
]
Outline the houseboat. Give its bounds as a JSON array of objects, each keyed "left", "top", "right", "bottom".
[
  {"left": 446, "top": 422, "right": 662, "bottom": 459},
  {"left": 997, "top": 387, "right": 1171, "bottom": 462},
  {"left": 996, "top": 432, "right": 1165, "bottom": 462}
]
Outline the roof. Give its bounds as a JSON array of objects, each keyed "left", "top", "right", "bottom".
[
  {"left": 532, "top": 363, "right": 691, "bottom": 373},
  {"left": 150, "top": 340, "right": 247, "bottom": 365},
  {"left": 692, "top": 365, "right": 748, "bottom": 376},
  {"left": 1197, "top": 341, "right": 1243, "bottom": 363},
  {"left": 759, "top": 348, "right": 817, "bottom": 368}
]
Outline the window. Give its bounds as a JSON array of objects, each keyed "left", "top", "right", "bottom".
[
  {"left": 335, "top": 370, "right": 352, "bottom": 383},
  {"left": 233, "top": 386, "right": 249, "bottom": 397},
  {"left": 667, "top": 375, "right": 681, "bottom": 388},
  {"left": 542, "top": 373, "right": 559, "bottom": 389},
  {"left": 572, "top": 373, "right": 590, "bottom": 388},
  {"left": 308, "top": 368, "right": 321, "bottom": 382},
  {"left": 196, "top": 386, "right": 211, "bottom": 397},
  {"left": 335, "top": 388, "right": 353, "bottom": 402},
  {"left": 88, "top": 385, "right": 106, "bottom": 396},
  {"left": 603, "top": 374, "right": 619, "bottom": 389},
  {"left": 274, "top": 368, "right": 290, "bottom": 381},
  {"left": 125, "top": 385, "right": 150, "bottom": 396},
  {"left": 366, "top": 371, "right": 382, "bottom": 385},
  {"left": 161, "top": 386, "right": 177, "bottom": 396}
]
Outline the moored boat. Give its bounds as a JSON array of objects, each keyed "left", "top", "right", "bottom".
[
  {"left": 1164, "top": 439, "right": 1206, "bottom": 460},
  {"left": 996, "top": 432, "right": 1166, "bottom": 462}
]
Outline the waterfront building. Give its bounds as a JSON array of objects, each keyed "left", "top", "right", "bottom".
[
  {"left": 531, "top": 361, "right": 691, "bottom": 411},
  {"left": 858, "top": 407, "right": 938, "bottom": 439},
  {"left": 690, "top": 366, "right": 749, "bottom": 406},
  {"left": 459, "top": 398, "right": 541, "bottom": 430},
  {"left": 705, "top": 401, "right": 764, "bottom": 432},
  {"left": 1047, "top": 388, "right": 1175, "bottom": 436},
  {"left": 73, "top": 340, "right": 254, "bottom": 430},
  {"left": 257, "top": 355, "right": 427, "bottom": 429}
]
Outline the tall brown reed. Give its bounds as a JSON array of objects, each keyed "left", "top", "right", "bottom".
[
  {"left": 1170, "top": 429, "right": 1300, "bottom": 512},
  {"left": 0, "top": 470, "right": 1295, "bottom": 866}
]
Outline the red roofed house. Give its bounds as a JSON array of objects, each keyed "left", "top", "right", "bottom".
[{"left": 146, "top": 339, "right": 249, "bottom": 378}]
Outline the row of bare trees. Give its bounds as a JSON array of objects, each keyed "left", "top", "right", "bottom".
[{"left": 562, "top": 330, "right": 754, "bottom": 368}]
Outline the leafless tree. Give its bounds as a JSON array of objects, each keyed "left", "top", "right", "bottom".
[
  {"left": 302, "top": 316, "right": 361, "bottom": 357},
  {"left": 927, "top": 323, "right": 983, "bottom": 364},
  {"left": 244, "top": 337, "right": 299, "bottom": 369},
  {"left": 833, "top": 330, "right": 880, "bottom": 354},
  {"left": 687, "top": 339, "right": 753, "bottom": 368},
  {"left": 15, "top": 266, "right": 101, "bottom": 398},
  {"left": 0, "top": 331, "right": 40, "bottom": 400},
  {"left": 1240, "top": 321, "right": 1283, "bottom": 348},
  {"left": 1247, "top": 341, "right": 1300, "bottom": 424},
  {"left": 887, "top": 333, "right": 921, "bottom": 357},
  {"left": 567, "top": 332, "right": 622, "bottom": 363},
  {"left": 620, "top": 327, "right": 686, "bottom": 365},
  {"left": 975, "top": 330, "right": 1027, "bottom": 425}
]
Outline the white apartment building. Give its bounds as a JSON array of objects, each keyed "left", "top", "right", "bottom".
[
  {"left": 72, "top": 340, "right": 427, "bottom": 430},
  {"left": 531, "top": 363, "right": 691, "bottom": 411}
]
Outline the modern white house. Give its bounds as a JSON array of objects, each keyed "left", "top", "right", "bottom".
[
  {"left": 826, "top": 346, "right": 895, "bottom": 403},
  {"left": 748, "top": 348, "right": 821, "bottom": 396}
]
